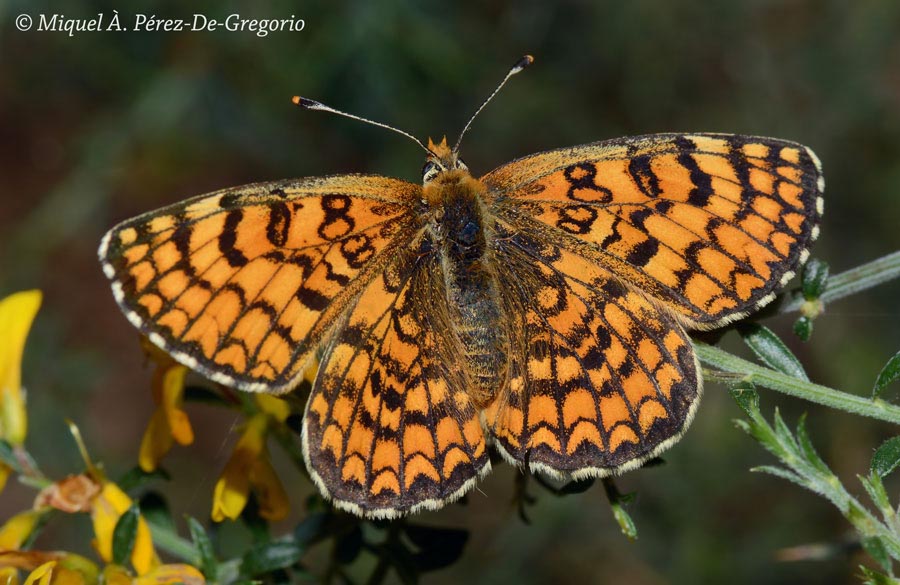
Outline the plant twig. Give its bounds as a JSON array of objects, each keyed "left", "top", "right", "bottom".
[
  {"left": 782, "top": 250, "right": 900, "bottom": 313},
  {"left": 696, "top": 343, "right": 900, "bottom": 425}
]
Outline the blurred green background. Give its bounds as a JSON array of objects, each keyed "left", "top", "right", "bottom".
[{"left": 2, "top": 0, "right": 899, "bottom": 583}]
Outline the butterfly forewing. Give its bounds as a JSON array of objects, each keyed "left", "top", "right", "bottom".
[
  {"left": 484, "top": 133, "right": 823, "bottom": 328},
  {"left": 100, "top": 175, "right": 421, "bottom": 393}
]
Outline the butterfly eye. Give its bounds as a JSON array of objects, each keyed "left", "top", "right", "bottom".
[
  {"left": 456, "top": 158, "right": 469, "bottom": 171},
  {"left": 422, "top": 161, "right": 443, "bottom": 183}
]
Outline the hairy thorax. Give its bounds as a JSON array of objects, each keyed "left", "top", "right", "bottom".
[{"left": 423, "top": 169, "right": 508, "bottom": 407}]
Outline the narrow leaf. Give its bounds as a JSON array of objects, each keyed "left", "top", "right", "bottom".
[
  {"left": 801, "top": 258, "right": 830, "bottom": 300},
  {"left": 858, "top": 565, "right": 897, "bottom": 585},
  {"left": 751, "top": 465, "right": 805, "bottom": 486},
  {"left": 111, "top": 504, "right": 141, "bottom": 566},
  {"left": 729, "top": 381, "right": 760, "bottom": 417},
  {"left": 602, "top": 477, "right": 638, "bottom": 540},
  {"left": 739, "top": 323, "right": 809, "bottom": 381},
  {"left": 0, "top": 440, "right": 19, "bottom": 472},
  {"left": 872, "top": 351, "right": 900, "bottom": 400},
  {"left": 187, "top": 516, "right": 218, "bottom": 581},
  {"left": 862, "top": 537, "right": 894, "bottom": 574},
  {"left": 871, "top": 436, "right": 900, "bottom": 478},
  {"left": 240, "top": 540, "right": 303, "bottom": 576},
  {"left": 772, "top": 408, "right": 799, "bottom": 450},
  {"left": 795, "top": 415, "right": 830, "bottom": 474},
  {"left": 859, "top": 474, "right": 893, "bottom": 522}
]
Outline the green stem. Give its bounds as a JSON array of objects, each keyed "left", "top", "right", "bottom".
[
  {"left": 146, "top": 517, "right": 198, "bottom": 562},
  {"left": 782, "top": 249, "right": 900, "bottom": 312},
  {"left": 695, "top": 342, "right": 900, "bottom": 425}
]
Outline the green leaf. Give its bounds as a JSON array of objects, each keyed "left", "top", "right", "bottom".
[
  {"left": 0, "top": 440, "right": 21, "bottom": 473},
  {"left": 796, "top": 415, "right": 830, "bottom": 475},
  {"left": 858, "top": 565, "right": 899, "bottom": 585},
  {"left": 405, "top": 524, "right": 469, "bottom": 572},
  {"left": 801, "top": 258, "right": 830, "bottom": 300},
  {"left": 859, "top": 474, "right": 893, "bottom": 522},
  {"left": 873, "top": 351, "right": 900, "bottom": 400},
  {"left": 187, "top": 516, "right": 218, "bottom": 581},
  {"left": 293, "top": 512, "right": 329, "bottom": 547},
  {"left": 240, "top": 540, "right": 303, "bottom": 577},
  {"left": 111, "top": 504, "right": 141, "bottom": 566},
  {"left": 137, "top": 492, "right": 174, "bottom": 534},
  {"left": 117, "top": 466, "right": 171, "bottom": 492},
  {"left": 793, "top": 315, "right": 813, "bottom": 341},
  {"left": 729, "top": 381, "right": 760, "bottom": 417},
  {"left": 871, "top": 436, "right": 900, "bottom": 478},
  {"left": 602, "top": 478, "right": 638, "bottom": 540},
  {"left": 862, "top": 537, "right": 894, "bottom": 574},
  {"left": 738, "top": 323, "right": 809, "bottom": 381},
  {"left": 751, "top": 465, "right": 805, "bottom": 487}
]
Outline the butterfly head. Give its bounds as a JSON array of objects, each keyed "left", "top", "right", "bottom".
[{"left": 422, "top": 136, "right": 469, "bottom": 185}]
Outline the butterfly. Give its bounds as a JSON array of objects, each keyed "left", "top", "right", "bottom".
[{"left": 99, "top": 55, "right": 824, "bottom": 519}]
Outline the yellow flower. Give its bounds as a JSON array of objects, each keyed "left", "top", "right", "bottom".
[
  {"left": 0, "top": 510, "right": 44, "bottom": 550},
  {"left": 22, "top": 560, "right": 87, "bottom": 585},
  {"left": 138, "top": 360, "right": 193, "bottom": 472},
  {"left": 0, "top": 290, "right": 41, "bottom": 493},
  {"left": 0, "top": 553, "right": 98, "bottom": 585},
  {"left": 90, "top": 482, "right": 159, "bottom": 576},
  {"left": 211, "top": 395, "right": 291, "bottom": 522},
  {"left": 133, "top": 563, "right": 205, "bottom": 584}
]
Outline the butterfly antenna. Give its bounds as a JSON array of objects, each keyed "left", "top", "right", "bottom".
[
  {"left": 452, "top": 55, "right": 534, "bottom": 155},
  {"left": 292, "top": 96, "right": 435, "bottom": 157}
]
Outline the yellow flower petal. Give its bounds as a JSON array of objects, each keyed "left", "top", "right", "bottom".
[
  {"left": 160, "top": 366, "right": 192, "bottom": 445},
  {"left": 90, "top": 483, "right": 158, "bottom": 575},
  {"left": 138, "top": 409, "right": 174, "bottom": 473},
  {"left": 0, "top": 290, "right": 41, "bottom": 446},
  {"left": 133, "top": 563, "right": 205, "bottom": 585},
  {"left": 211, "top": 414, "right": 267, "bottom": 522},
  {"left": 55, "top": 555, "right": 98, "bottom": 584},
  {"left": 100, "top": 565, "right": 132, "bottom": 585},
  {"left": 250, "top": 458, "right": 289, "bottom": 521},
  {"left": 0, "top": 510, "right": 44, "bottom": 550},
  {"left": 0, "top": 566, "right": 19, "bottom": 585},
  {"left": 255, "top": 395, "right": 290, "bottom": 423},
  {"left": 0, "top": 464, "right": 10, "bottom": 494},
  {"left": 23, "top": 561, "right": 54, "bottom": 585}
]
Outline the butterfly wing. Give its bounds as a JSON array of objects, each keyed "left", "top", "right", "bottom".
[
  {"left": 99, "top": 175, "right": 420, "bottom": 393},
  {"left": 486, "top": 229, "right": 699, "bottom": 476},
  {"left": 303, "top": 245, "right": 489, "bottom": 518},
  {"left": 484, "top": 134, "right": 823, "bottom": 328}
]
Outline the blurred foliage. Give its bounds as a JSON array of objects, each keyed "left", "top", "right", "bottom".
[{"left": 1, "top": 0, "right": 900, "bottom": 583}]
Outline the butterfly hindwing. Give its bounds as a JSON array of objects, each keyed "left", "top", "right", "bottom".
[
  {"left": 303, "top": 247, "right": 490, "bottom": 518},
  {"left": 487, "top": 228, "right": 700, "bottom": 476},
  {"left": 100, "top": 175, "right": 420, "bottom": 393},
  {"left": 484, "top": 133, "right": 824, "bottom": 327}
]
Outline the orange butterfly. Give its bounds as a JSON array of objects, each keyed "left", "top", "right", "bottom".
[{"left": 100, "top": 56, "right": 823, "bottom": 518}]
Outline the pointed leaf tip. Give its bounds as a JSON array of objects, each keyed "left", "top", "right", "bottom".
[{"left": 872, "top": 350, "right": 900, "bottom": 400}]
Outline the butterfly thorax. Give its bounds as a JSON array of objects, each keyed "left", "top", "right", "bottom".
[{"left": 423, "top": 167, "right": 508, "bottom": 407}]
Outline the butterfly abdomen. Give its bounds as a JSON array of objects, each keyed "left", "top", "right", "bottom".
[{"left": 430, "top": 174, "right": 508, "bottom": 406}]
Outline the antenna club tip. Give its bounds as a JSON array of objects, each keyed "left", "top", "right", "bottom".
[
  {"left": 292, "top": 96, "right": 320, "bottom": 109},
  {"left": 513, "top": 55, "right": 534, "bottom": 72}
]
